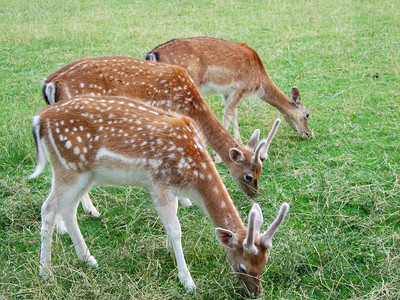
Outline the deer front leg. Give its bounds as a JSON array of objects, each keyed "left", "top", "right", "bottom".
[
  {"left": 223, "top": 91, "right": 244, "bottom": 144},
  {"left": 152, "top": 188, "right": 195, "bottom": 292}
]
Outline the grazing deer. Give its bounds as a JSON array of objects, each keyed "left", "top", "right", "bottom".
[
  {"left": 30, "top": 96, "right": 289, "bottom": 296},
  {"left": 146, "top": 37, "right": 311, "bottom": 142},
  {"left": 42, "top": 57, "right": 281, "bottom": 223}
]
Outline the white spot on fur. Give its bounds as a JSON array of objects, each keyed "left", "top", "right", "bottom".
[{"left": 148, "top": 159, "right": 162, "bottom": 169}]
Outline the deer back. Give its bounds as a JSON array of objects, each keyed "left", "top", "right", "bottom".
[{"left": 146, "top": 37, "right": 266, "bottom": 93}]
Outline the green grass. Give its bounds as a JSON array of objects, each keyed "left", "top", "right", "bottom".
[{"left": 1, "top": 0, "right": 399, "bottom": 298}]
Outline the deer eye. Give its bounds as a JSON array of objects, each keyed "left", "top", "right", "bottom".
[
  {"left": 244, "top": 174, "right": 254, "bottom": 182},
  {"left": 305, "top": 113, "right": 310, "bottom": 119},
  {"left": 238, "top": 264, "right": 247, "bottom": 274}
]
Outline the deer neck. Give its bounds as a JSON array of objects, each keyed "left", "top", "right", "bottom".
[
  {"left": 195, "top": 174, "right": 246, "bottom": 235},
  {"left": 191, "top": 105, "right": 239, "bottom": 164},
  {"left": 260, "top": 75, "right": 292, "bottom": 114}
]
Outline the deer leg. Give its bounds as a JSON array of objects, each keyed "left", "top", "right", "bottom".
[
  {"left": 179, "top": 197, "right": 192, "bottom": 207},
  {"left": 80, "top": 193, "right": 101, "bottom": 218},
  {"left": 212, "top": 92, "right": 243, "bottom": 163},
  {"left": 39, "top": 191, "right": 58, "bottom": 279},
  {"left": 58, "top": 176, "right": 98, "bottom": 267},
  {"left": 152, "top": 187, "right": 195, "bottom": 291},
  {"left": 223, "top": 91, "right": 244, "bottom": 144},
  {"left": 55, "top": 212, "right": 67, "bottom": 235},
  {"left": 232, "top": 109, "right": 241, "bottom": 142},
  {"left": 54, "top": 193, "right": 99, "bottom": 236}
]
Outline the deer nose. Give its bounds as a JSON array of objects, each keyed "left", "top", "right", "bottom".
[
  {"left": 245, "top": 282, "right": 262, "bottom": 298},
  {"left": 249, "top": 190, "right": 258, "bottom": 198}
]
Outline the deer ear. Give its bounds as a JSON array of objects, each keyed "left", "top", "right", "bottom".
[
  {"left": 215, "top": 228, "right": 237, "bottom": 249},
  {"left": 246, "top": 129, "right": 260, "bottom": 149},
  {"left": 229, "top": 148, "right": 244, "bottom": 164},
  {"left": 291, "top": 87, "right": 301, "bottom": 106}
]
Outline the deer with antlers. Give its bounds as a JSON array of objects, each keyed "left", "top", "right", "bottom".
[
  {"left": 42, "top": 56, "right": 281, "bottom": 225},
  {"left": 146, "top": 37, "right": 311, "bottom": 142},
  {"left": 30, "top": 95, "right": 289, "bottom": 296}
]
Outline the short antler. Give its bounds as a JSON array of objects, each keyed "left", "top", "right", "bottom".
[
  {"left": 252, "top": 118, "right": 281, "bottom": 167},
  {"left": 243, "top": 203, "right": 263, "bottom": 255},
  {"left": 246, "top": 129, "right": 260, "bottom": 148},
  {"left": 260, "top": 118, "right": 281, "bottom": 160},
  {"left": 260, "top": 203, "right": 289, "bottom": 249}
]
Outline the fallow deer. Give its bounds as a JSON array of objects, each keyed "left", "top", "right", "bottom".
[
  {"left": 146, "top": 37, "right": 311, "bottom": 142},
  {"left": 30, "top": 95, "right": 289, "bottom": 296},
  {"left": 42, "top": 56, "right": 281, "bottom": 222}
]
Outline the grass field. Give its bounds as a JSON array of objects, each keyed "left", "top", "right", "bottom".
[{"left": 1, "top": 0, "right": 399, "bottom": 299}]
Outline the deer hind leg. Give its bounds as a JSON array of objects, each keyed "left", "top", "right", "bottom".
[
  {"left": 39, "top": 190, "right": 59, "bottom": 279},
  {"left": 54, "top": 193, "right": 100, "bottom": 236},
  {"left": 179, "top": 197, "right": 192, "bottom": 207},
  {"left": 151, "top": 187, "right": 195, "bottom": 291},
  {"left": 80, "top": 193, "right": 101, "bottom": 218},
  {"left": 58, "top": 174, "right": 98, "bottom": 268},
  {"left": 55, "top": 212, "right": 67, "bottom": 235}
]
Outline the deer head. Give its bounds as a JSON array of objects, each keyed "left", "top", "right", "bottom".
[
  {"left": 216, "top": 203, "right": 289, "bottom": 296},
  {"left": 227, "top": 119, "right": 281, "bottom": 197},
  {"left": 279, "top": 87, "right": 310, "bottom": 139}
]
